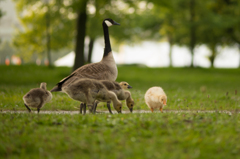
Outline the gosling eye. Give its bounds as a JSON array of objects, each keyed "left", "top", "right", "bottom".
[{"left": 124, "top": 84, "right": 127, "bottom": 86}]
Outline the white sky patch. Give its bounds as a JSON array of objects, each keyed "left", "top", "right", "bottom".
[
  {"left": 114, "top": 1, "right": 128, "bottom": 10},
  {"left": 87, "top": 4, "right": 96, "bottom": 15},
  {"left": 55, "top": 39, "right": 240, "bottom": 68},
  {"left": 147, "top": 3, "right": 154, "bottom": 10},
  {"left": 138, "top": 1, "right": 147, "bottom": 10},
  {"left": 67, "top": 12, "right": 76, "bottom": 20},
  {"left": 128, "top": 7, "right": 135, "bottom": 14}
]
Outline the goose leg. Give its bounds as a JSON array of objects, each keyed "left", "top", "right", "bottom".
[
  {"left": 24, "top": 103, "right": 31, "bottom": 113},
  {"left": 80, "top": 103, "right": 84, "bottom": 114},
  {"left": 150, "top": 108, "right": 154, "bottom": 113},
  {"left": 93, "top": 102, "right": 98, "bottom": 114},
  {"left": 83, "top": 103, "right": 86, "bottom": 114},
  {"left": 107, "top": 101, "right": 113, "bottom": 114},
  {"left": 37, "top": 108, "right": 40, "bottom": 114},
  {"left": 160, "top": 107, "right": 163, "bottom": 113}
]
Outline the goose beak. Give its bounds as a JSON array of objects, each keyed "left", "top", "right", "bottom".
[
  {"left": 127, "top": 85, "right": 132, "bottom": 89},
  {"left": 113, "top": 21, "right": 120, "bottom": 25},
  {"left": 129, "top": 108, "right": 133, "bottom": 113}
]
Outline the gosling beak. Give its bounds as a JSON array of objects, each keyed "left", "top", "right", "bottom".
[
  {"left": 163, "top": 101, "right": 167, "bottom": 106},
  {"left": 129, "top": 108, "right": 133, "bottom": 113},
  {"left": 118, "top": 111, "right": 122, "bottom": 114},
  {"left": 127, "top": 85, "right": 133, "bottom": 89},
  {"left": 113, "top": 21, "right": 120, "bottom": 25}
]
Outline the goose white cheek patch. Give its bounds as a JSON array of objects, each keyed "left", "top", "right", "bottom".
[{"left": 105, "top": 21, "right": 112, "bottom": 27}]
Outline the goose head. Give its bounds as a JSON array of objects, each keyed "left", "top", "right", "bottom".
[
  {"left": 104, "top": 18, "right": 120, "bottom": 27},
  {"left": 119, "top": 82, "right": 132, "bottom": 90}
]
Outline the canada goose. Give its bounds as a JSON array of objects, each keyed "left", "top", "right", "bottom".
[
  {"left": 62, "top": 78, "right": 122, "bottom": 114},
  {"left": 23, "top": 82, "right": 52, "bottom": 113},
  {"left": 144, "top": 87, "right": 167, "bottom": 113},
  {"left": 83, "top": 81, "right": 134, "bottom": 114},
  {"left": 51, "top": 18, "right": 120, "bottom": 92}
]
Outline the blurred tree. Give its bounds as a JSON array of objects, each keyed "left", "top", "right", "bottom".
[
  {"left": 221, "top": 0, "right": 240, "bottom": 68},
  {"left": 0, "top": 42, "right": 16, "bottom": 64},
  {"left": 12, "top": 0, "right": 145, "bottom": 70},
  {"left": 12, "top": 0, "right": 75, "bottom": 63},
  {"left": 198, "top": 0, "right": 240, "bottom": 67},
  {"left": 0, "top": 5, "right": 5, "bottom": 44}
]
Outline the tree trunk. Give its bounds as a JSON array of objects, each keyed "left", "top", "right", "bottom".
[
  {"left": 209, "top": 45, "right": 216, "bottom": 68},
  {"left": 72, "top": 1, "right": 87, "bottom": 72},
  {"left": 45, "top": 3, "right": 51, "bottom": 67},
  {"left": 189, "top": 0, "right": 196, "bottom": 68},
  {"left": 168, "top": 38, "right": 173, "bottom": 67},
  {"left": 87, "top": 38, "right": 95, "bottom": 63},
  {"left": 239, "top": 44, "right": 240, "bottom": 68}
]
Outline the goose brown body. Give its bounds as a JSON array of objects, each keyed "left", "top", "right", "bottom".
[{"left": 23, "top": 82, "right": 52, "bottom": 113}]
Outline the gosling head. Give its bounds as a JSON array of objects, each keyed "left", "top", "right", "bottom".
[
  {"left": 159, "top": 95, "right": 167, "bottom": 106},
  {"left": 104, "top": 18, "right": 120, "bottom": 27},
  {"left": 119, "top": 82, "right": 132, "bottom": 90},
  {"left": 114, "top": 102, "right": 122, "bottom": 114},
  {"left": 126, "top": 98, "right": 134, "bottom": 113}
]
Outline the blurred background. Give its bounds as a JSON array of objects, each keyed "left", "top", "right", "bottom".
[{"left": 0, "top": 0, "right": 240, "bottom": 69}]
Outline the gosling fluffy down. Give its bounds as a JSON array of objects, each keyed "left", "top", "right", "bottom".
[
  {"left": 62, "top": 78, "right": 122, "bottom": 113},
  {"left": 94, "top": 81, "right": 134, "bottom": 113},
  {"left": 23, "top": 82, "right": 52, "bottom": 113},
  {"left": 144, "top": 87, "right": 167, "bottom": 113}
]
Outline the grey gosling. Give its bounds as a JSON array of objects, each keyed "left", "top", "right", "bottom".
[
  {"left": 51, "top": 18, "right": 120, "bottom": 92},
  {"left": 62, "top": 78, "right": 122, "bottom": 114},
  {"left": 80, "top": 81, "right": 134, "bottom": 114},
  {"left": 23, "top": 82, "right": 52, "bottom": 113}
]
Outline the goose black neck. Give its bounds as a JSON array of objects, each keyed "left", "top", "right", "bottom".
[{"left": 103, "top": 22, "right": 111, "bottom": 57}]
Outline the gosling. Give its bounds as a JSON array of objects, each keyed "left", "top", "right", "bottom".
[
  {"left": 62, "top": 78, "right": 122, "bottom": 114},
  {"left": 92, "top": 81, "right": 134, "bottom": 114},
  {"left": 23, "top": 82, "right": 52, "bottom": 113},
  {"left": 144, "top": 86, "right": 167, "bottom": 113}
]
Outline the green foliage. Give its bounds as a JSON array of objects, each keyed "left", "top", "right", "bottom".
[
  {"left": 12, "top": 0, "right": 75, "bottom": 61},
  {"left": 0, "top": 112, "right": 239, "bottom": 158}
]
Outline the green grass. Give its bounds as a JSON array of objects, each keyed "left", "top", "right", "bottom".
[
  {"left": 0, "top": 65, "right": 240, "bottom": 111},
  {"left": 0, "top": 112, "right": 239, "bottom": 159},
  {"left": 1, "top": 65, "right": 240, "bottom": 158}
]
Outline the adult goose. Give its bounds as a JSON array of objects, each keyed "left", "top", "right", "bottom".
[{"left": 51, "top": 18, "right": 120, "bottom": 92}]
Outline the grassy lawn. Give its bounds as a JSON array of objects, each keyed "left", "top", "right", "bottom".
[
  {"left": 0, "top": 112, "right": 239, "bottom": 159},
  {"left": 0, "top": 65, "right": 240, "bottom": 111},
  {"left": 0, "top": 65, "right": 240, "bottom": 158}
]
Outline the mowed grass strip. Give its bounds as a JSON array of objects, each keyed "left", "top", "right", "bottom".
[
  {"left": 0, "top": 112, "right": 239, "bottom": 159},
  {"left": 0, "top": 65, "right": 240, "bottom": 111}
]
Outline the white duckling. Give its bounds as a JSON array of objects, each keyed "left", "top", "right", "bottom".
[{"left": 144, "top": 87, "right": 167, "bottom": 113}]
